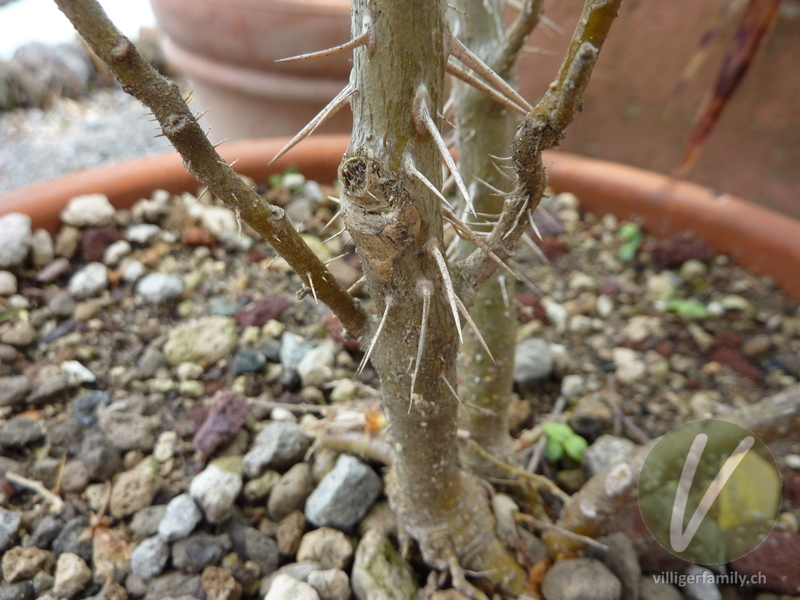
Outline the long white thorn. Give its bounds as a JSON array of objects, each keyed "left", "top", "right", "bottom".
[
  {"left": 276, "top": 29, "right": 371, "bottom": 63},
  {"left": 441, "top": 373, "right": 464, "bottom": 407},
  {"left": 522, "top": 231, "right": 550, "bottom": 264},
  {"left": 319, "top": 208, "right": 342, "bottom": 234},
  {"left": 357, "top": 301, "right": 391, "bottom": 377},
  {"left": 410, "top": 282, "right": 432, "bottom": 412},
  {"left": 442, "top": 207, "right": 518, "bottom": 280},
  {"left": 448, "top": 36, "right": 533, "bottom": 113},
  {"left": 454, "top": 294, "right": 495, "bottom": 364},
  {"left": 270, "top": 85, "right": 356, "bottom": 164},
  {"left": 347, "top": 276, "right": 365, "bottom": 295},
  {"left": 473, "top": 175, "right": 507, "bottom": 197},
  {"left": 405, "top": 155, "right": 454, "bottom": 210},
  {"left": 430, "top": 245, "right": 463, "bottom": 343},
  {"left": 446, "top": 60, "right": 527, "bottom": 116},
  {"left": 528, "top": 210, "right": 543, "bottom": 240},
  {"left": 412, "top": 86, "right": 475, "bottom": 216},
  {"left": 306, "top": 272, "right": 318, "bottom": 304}
]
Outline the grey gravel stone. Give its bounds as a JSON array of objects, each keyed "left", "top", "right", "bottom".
[
  {"left": 136, "top": 273, "right": 185, "bottom": 302},
  {"left": 351, "top": 530, "right": 417, "bottom": 600},
  {"left": 305, "top": 454, "right": 382, "bottom": 530},
  {"left": 163, "top": 316, "right": 238, "bottom": 367},
  {"left": 130, "top": 506, "right": 167, "bottom": 541},
  {"left": 306, "top": 569, "right": 351, "bottom": 600},
  {"left": 97, "top": 410, "right": 156, "bottom": 452},
  {"left": 0, "top": 271, "right": 17, "bottom": 295},
  {"left": 171, "top": 532, "right": 232, "bottom": 573},
  {"left": 79, "top": 431, "right": 122, "bottom": 480},
  {"left": 0, "top": 582, "right": 34, "bottom": 600},
  {"left": 137, "top": 345, "right": 169, "bottom": 379},
  {"left": 296, "top": 528, "right": 353, "bottom": 570},
  {"left": 226, "top": 526, "right": 279, "bottom": 577},
  {"left": 265, "top": 575, "right": 319, "bottom": 600},
  {"left": 72, "top": 390, "right": 111, "bottom": 426},
  {"left": 158, "top": 494, "right": 203, "bottom": 542},
  {"left": 109, "top": 463, "right": 162, "bottom": 519},
  {"left": 593, "top": 534, "right": 640, "bottom": 600},
  {"left": 60, "top": 194, "right": 115, "bottom": 227},
  {"left": 67, "top": 262, "right": 108, "bottom": 298},
  {"left": 514, "top": 337, "right": 554, "bottom": 389},
  {"left": 189, "top": 464, "right": 243, "bottom": 524},
  {"left": 29, "top": 229, "right": 54, "bottom": 268},
  {"left": 0, "top": 376, "right": 31, "bottom": 407},
  {"left": 0, "top": 214, "right": 32, "bottom": 269},
  {"left": 52, "top": 552, "right": 92, "bottom": 598},
  {"left": 47, "top": 291, "right": 76, "bottom": 317},
  {"left": 52, "top": 517, "right": 93, "bottom": 562},
  {"left": 681, "top": 566, "right": 722, "bottom": 600},
  {"left": 0, "top": 417, "right": 45, "bottom": 448},
  {"left": 0, "top": 508, "right": 22, "bottom": 552},
  {"left": 280, "top": 332, "right": 314, "bottom": 371},
  {"left": 25, "top": 515, "right": 62, "bottom": 550},
  {"left": 127, "top": 224, "right": 162, "bottom": 245},
  {"left": 638, "top": 576, "right": 682, "bottom": 600},
  {"left": 583, "top": 435, "right": 638, "bottom": 477},
  {"left": 243, "top": 421, "right": 311, "bottom": 477},
  {"left": 144, "top": 572, "right": 204, "bottom": 600},
  {"left": 541, "top": 558, "right": 622, "bottom": 600},
  {"left": 131, "top": 535, "right": 170, "bottom": 580},
  {"left": 26, "top": 374, "right": 68, "bottom": 406}
]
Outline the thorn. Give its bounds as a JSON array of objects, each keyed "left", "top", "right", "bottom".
[
  {"left": 228, "top": 158, "right": 240, "bottom": 168},
  {"left": 515, "top": 265, "right": 542, "bottom": 296},
  {"left": 522, "top": 231, "right": 550, "bottom": 264},
  {"left": 541, "top": 15, "right": 566, "bottom": 36},
  {"left": 488, "top": 153, "right": 512, "bottom": 162},
  {"left": 324, "top": 252, "right": 348, "bottom": 265},
  {"left": 357, "top": 301, "right": 392, "bottom": 376},
  {"left": 323, "top": 227, "right": 347, "bottom": 244},
  {"left": 528, "top": 210, "right": 543, "bottom": 240},
  {"left": 327, "top": 195, "right": 341, "bottom": 204},
  {"left": 522, "top": 45, "right": 558, "bottom": 57},
  {"left": 442, "top": 206, "right": 518, "bottom": 280},
  {"left": 448, "top": 36, "right": 533, "bottom": 113},
  {"left": 197, "top": 186, "right": 209, "bottom": 200},
  {"left": 438, "top": 111, "right": 456, "bottom": 129},
  {"left": 454, "top": 294, "right": 495, "bottom": 364},
  {"left": 440, "top": 373, "right": 464, "bottom": 406},
  {"left": 347, "top": 276, "right": 366, "bottom": 295},
  {"left": 499, "top": 274, "right": 511, "bottom": 310},
  {"left": 410, "top": 281, "right": 432, "bottom": 412},
  {"left": 270, "top": 84, "right": 357, "bottom": 165},
  {"left": 184, "top": 89, "right": 194, "bottom": 103},
  {"left": 446, "top": 60, "right": 527, "bottom": 116},
  {"left": 212, "top": 137, "right": 229, "bottom": 149},
  {"left": 319, "top": 208, "right": 342, "bottom": 234},
  {"left": 472, "top": 175, "right": 506, "bottom": 197},
  {"left": 490, "top": 160, "right": 515, "bottom": 181},
  {"left": 306, "top": 272, "right": 318, "bottom": 304},
  {"left": 447, "top": 3, "right": 469, "bottom": 17},
  {"left": 404, "top": 155, "right": 454, "bottom": 210},
  {"left": 276, "top": 29, "right": 370, "bottom": 63},
  {"left": 153, "top": 133, "right": 165, "bottom": 138},
  {"left": 195, "top": 107, "right": 209, "bottom": 121},
  {"left": 430, "top": 245, "right": 463, "bottom": 343},
  {"left": 412, "top": 86, "right": 475, "bottom": 216}
]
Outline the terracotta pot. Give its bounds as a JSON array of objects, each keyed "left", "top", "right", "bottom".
[
  {"left": 149, "top": 0, "right": 353, "bottom": 142},
  {"left": 519, "top": 0, "right": 800, "bottom": 218},
  {"left": 2, "top": 134, "right": 799, "bottom": 301}
]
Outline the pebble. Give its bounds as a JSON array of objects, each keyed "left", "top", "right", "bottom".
[
  {"left": 0, "top": 582, "right": 34, "bottom": 600},
  {"left": 136, "top": 272, "right": 185, "bottom": 302},
  {"left": 127, "top": 224, "right": 162, "bottom": 245},
  {"left": 680, "top": 565, "right": 722, "bottom": 600},
  {"left": 679, "top": 259, "right": 707, "bottom": 282},
  {"left": 195, "top": 205, "right": 238, "bottom": 239},
  {"left": 305, "top": 454, "right": 382, "bottom": 529},
  {"left": 297, "top": 340, "right": 336, "bottom": 387},
  {"left": 52, "top": 517, "right": 93, "bottom": 562},
  {"left": 226, "top": 526, "right": 279, "bottom": 576},
  {"left": 79, "top": 431, "right": 122, "bottom": 480},
  {"left": 61, "top": 360, "right": 96, "bottom": 385},
  {"left": 190, "top": 464, "right": 243, "bottom": 524},
  {"left": 569, "top": 395, "right": 613, "bottom": 441},
  {"left": 158, "top": 494, "right": 203, "bottom": 542},
  {"left": 591, "top": 533, "right": 640, "bottom": 600},
  {"left": 0, "top": 418, "right": 45, "bottom": 448},
  {"left": 47, "top": 290, "right": 76, "bottom": 317},
  {"left": 233, "top": 349, "right": 267, "bottom": 375},
  {"left": 0, "top": 214, "right": 32, "bottom": 269},
  {"left": 71, "top": 390, "right": 110, "bottom": 426},
  {"left": 122, "top": 258, "right": 147, "bottom": 282},
  {"left": 67, "top": 262, "right": 108, "bottom": 298},
  {"left": 329, "top": 379, "right": 357, "bottom": 403},
  {"left": 103, "top": 239, "right": 132, "bottom": 265},
  {"left": 280, "top": 332, "right": 314, "bottom": 371},
  {"left": 30, "top": 229, "right": 54, "bottom": 267},
  {"left": 268, "top": 463, "right": 315, "bottom": 522},
  {"left": 26, "top": 373, "right": 69, "bottom": 405},
  {"left": 0, "top": 376, "right": 31, "bottom": 407},
  {"left": 52, "top": 553, "right": 92, "bottom": 598},
  {"left": 144, "top": 571, "right": 204, "bottom": 600},
  {"left": 306, "top": 569, "right": 350, "bottom": 600},
  {"left": 351, "top": 530, "right": 417, "bottom": 600},
  {"left": 171, "top": 532, "right": 232, "bottom": 573},
  {"left": 243, "top": 421, "right": 311, "bottom": 477},
  {"left": 1, "top": 323, "right": 37, "bottom": 347},
  {"left": 0, "top": 344, "right": 18, "bottom": 363},
  {"left": 153, "top": 431, "right": 178, "bottom": 462},
  {"left": 561, "top": 374, "right": 585, "bottom": 399},
  {"left": 266, "top": 574, "right": 320, "bottom": 600},
  {"left": 243, "top": 470, "right": 281, "bottom": 503},
  {"left": 513, "top": 337, "right": 554, "bottom": 389},
  {"left": 296, "top": 528, "right": 353, "bottom": 570},
  {"left": 60, "top": 460, "right": 90, "bottom": 494},
  {"left": 612, "top": 347, "right": 646, "bottom": 384},
  {"left": 81, "top": 226, "right": 120, "bottom": 262},
  {"left": 583, "top": 435, "right": 637, "bottom": 477},
  {"left": 98, "top": 410, "right": 156, "bottom": 452},
  {"left": 277, "top": 511, "right": 307, "bottom": 556},
  {"left": 638, "top": 576, "right": 682, "bottom": 600},
  {"left": 1, "top": 546, "right": 51, "bottom": 582},
  {"left": 0, "top": 271, "right": 17, "bottom": 295},
  {"left": 109, "top": 462, "right": 162, "bottom": 519},
  {"left": 131, "top": 536, "right": 170, "bottom": 580},
  {"left": 60, "top": 193, "right": 116, "bottom": 227},
  {"left": 163, "top": 316, "right": 239, "bottom": 366},
  {"left": 201, "top": 565, "right": 242, "bottom": 600},
  {"left": 541, "top": 558, "right": 622, "bottom": 600},
  {"left": 26, "top": 515, "right": 62, "bottom": 550},
  {"left": 54, "top": 226, "right": 80, "bottom": 259}
]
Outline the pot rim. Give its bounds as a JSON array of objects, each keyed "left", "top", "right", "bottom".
[{"left": 2, "top": 133, "right": 799, "bottom": 301}]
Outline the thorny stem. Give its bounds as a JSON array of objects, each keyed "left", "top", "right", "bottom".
[{"left": 53, "top": 0, "right": 368, "bottom": 338}]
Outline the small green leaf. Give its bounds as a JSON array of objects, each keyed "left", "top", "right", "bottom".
[
  {"left": 543, "top": 422, "right": 574, "bottom": 443},
  {"left": 665, "top": 298, "right": 709, "bottom": 320},
  {"left": 564, "top": 434, "right": 589, "bottom": 462},
  {"left": 268, "top": 174, "right": 283, "bottom": 188},
  {"left": 544, "top": 438, "right": 564, "bottom": 462},
  {"left": 285, "top": 165, "right": 300, "bottom": 175},
  {"left": 617, "top": 222, "right": 642, "bottom": 262}
]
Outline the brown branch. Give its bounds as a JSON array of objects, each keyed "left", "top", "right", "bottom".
[
  {"left": 53, "top": 0, "right": 369, "bottom": 339},
  {"left": 457, "top": 0, "right": 621, "bottom": 298}
]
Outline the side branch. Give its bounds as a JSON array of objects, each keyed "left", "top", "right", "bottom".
[
  {"left": 456, "top": 0, "right": 621, "bottom": 301},
  {"left": 53, "top": 0, "right": 369, "bottom": 338},
  {"left": 495, "top": 0, "right": 544, "bottom": 77}
]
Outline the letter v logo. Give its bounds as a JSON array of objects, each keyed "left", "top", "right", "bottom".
[{"left": 669, "top": 433, "right": 754, "bottom": 552}]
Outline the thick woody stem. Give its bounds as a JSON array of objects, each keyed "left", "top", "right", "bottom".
[{"left": 53, "top": 0, "right": 368, "bottom": 338}]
